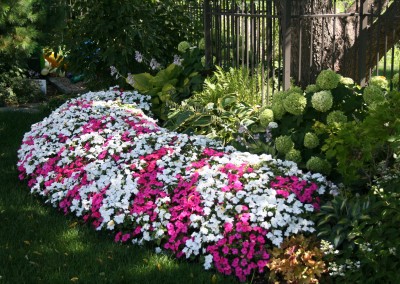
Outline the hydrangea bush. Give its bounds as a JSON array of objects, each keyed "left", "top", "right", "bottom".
[{"left": 17, "top": 89, "right": 338, "bottom": 282}]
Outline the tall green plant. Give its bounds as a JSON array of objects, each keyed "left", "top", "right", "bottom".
[
  {"left": 0, "top": 0, "right": 42, "bottom": 68},
  {"left": 63, "top": 0, "right": 202, "bottom": 89},
  {"left": 164, "top": 66, "right": 264, "bottom": 145}
]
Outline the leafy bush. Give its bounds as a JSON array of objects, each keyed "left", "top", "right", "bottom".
[
  {"left": 322, "top": 89, "right": 400, "bottom": 188},
  {"left": 0, "top": 68, "right": 44, "bottom": 106},
  {"left": 164, "top": 66, "right": 265, "bottom": 146},
  {"left": 0, "top": 0, "right": 42, "bottom": 67},
  {"left": 315, "top": 181, "right": 400, "bottom": 282},
  {"left": 113, "top": 42, "right": 207, "bottom": 121},
  {"left": 164, "top": 67, "right": 399, "bottom": 191},
  {"left": 63, "top": 0, "right": 202, "bottom": 89}
]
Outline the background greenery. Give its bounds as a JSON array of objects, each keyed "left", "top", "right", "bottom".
[{"left": 62, "top": 0, "right": 203, "bottom": 89}]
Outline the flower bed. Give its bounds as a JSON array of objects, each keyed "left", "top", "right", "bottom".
[{"left": 17, "top": 89, "right": 337, "bottom": 281}]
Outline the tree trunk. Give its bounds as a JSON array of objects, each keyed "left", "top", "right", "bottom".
[{"left": 277, "top": 0, "right": 400, "bottom": 87}]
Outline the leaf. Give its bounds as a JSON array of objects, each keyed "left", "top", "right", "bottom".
[
  {"left": 70, "top": 277, "right": 79, "bottom": 282},
  {"left": 219, "top": 95, "right": 237, "bottom": 108},
  {"left": 317, "top": 229, "right": 332, "bottom": 238},
  {"left": 132, "top": 73, "right": 153, "bottom": 93},
  {"left": 337, "top": 218, "right": 350, "bottom": 225},
  {"left": 152, "top": 64, "right": 181, "bottom": 87},
  {"left": 320, "top": 204, "right": 334, "bottom": 212},
  {"left": 192, "top": 115, "right": 213, "bottom": 127},
  {"left": 69, "top": 222, "right": 78, "bottom": 228},
  {"left": 174, "top": 111, "right": 195, "bottom": 127},
  {"left": 317, "top": 215, "right": 335, "bottom": 226},
  {"left": 333, "top": 234, "right": 345, "bottom": 248}
]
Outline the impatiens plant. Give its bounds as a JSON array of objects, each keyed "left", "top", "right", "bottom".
[{"left": 17, "top": 89, "right": 337, "bottom": 282}]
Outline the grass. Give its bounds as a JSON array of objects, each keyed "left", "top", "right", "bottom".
[
  {"left": 373, "top": 48, "right": 400, "bottom": 80},
  {"left": 0, "top": 110, "right": 239, "bottom": 284}
]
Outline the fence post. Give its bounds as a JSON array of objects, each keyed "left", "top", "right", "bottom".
[
  {"left": 281, "top": 0, "right": 292, "bottom": 90},
  {"left": 204, "top": 0, "right": 213, "bottom": 68},
  {"left": 358, "top": 0, "right": 368, "bottom": 86}
]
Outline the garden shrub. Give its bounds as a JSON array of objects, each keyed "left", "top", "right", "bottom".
[
  {"left": 0, "top": 70, "right": 44, "bottom": 106},
  {"left": 323, "top": 88, "right": 400, "bottom": 188},
  {"left": 315, "top": 180, "right": 400, "bottom": 282},
  {"left": 113, "top": 42, "right": 207, "bottom": 121},
  {"left": 0, "top": 0, "right": 49, "bottom": 104},
  {"left": 164, "top": 66, "right": 265, "bottom": 147},
  {"left": 63, "top": 0, "right": 202, "bottom": 89},
  {"left": 161, "top": 67, "right": 399, "bottom": 191},
  {"left": 17, "top": 89, "right": 338, "bottom": 282}
]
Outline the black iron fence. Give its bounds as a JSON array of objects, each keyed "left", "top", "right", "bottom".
[{"left": 203, "top": 0, "right": 400, "bottom": 103}]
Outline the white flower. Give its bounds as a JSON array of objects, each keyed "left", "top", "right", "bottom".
[
  {"left": 150, "top": 58, "right": 160, "bottom": 70},
  {"left": 134, "top": 51, "right": 143, "bottom": 63},
  {"left": 173, "top": 54, "right": 182, "bottom": 66},
  {"left": 204, "top": 254, "right": 213, "bottom": 270},
  {"left": 114, "top": 214, "right": 125, "bottom": 224}
]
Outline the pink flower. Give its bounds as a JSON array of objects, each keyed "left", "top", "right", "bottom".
[{"left": 224, "top": 222, "right": 233, "bottom": 233}]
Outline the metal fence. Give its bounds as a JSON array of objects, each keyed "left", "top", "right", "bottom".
[{"left": 203, "top": 0, "right": 400, "bottom": 102}]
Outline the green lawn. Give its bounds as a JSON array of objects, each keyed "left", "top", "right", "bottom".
[
  {"left": 373, "top": 48, "right": 400, "bottom": 80},
  {"left": 0, "top": 110, "right": 238, "bottom": 284}
]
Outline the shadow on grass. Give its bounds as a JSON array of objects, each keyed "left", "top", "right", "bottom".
[{"left": 0, "top": 110, "right": 240, "bottom": 284}]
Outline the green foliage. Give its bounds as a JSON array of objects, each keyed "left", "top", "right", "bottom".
[
  {"left": 0, "top": 68, "right": 44, "bottom": 106},
  {"left": 315, "top": 184, "right": 400, "bottom": 282},
  {"left": 123, "top": 45, "right": 206, "bottom": 121},
  {"left": 63, "top": 0, "right": 202, "bottom": 89},
  {"left": 164, "top": 66, "right": 263, "bottom": 146},
  {"left": 322, "top": 89, "right": 400, "bottom": 188},
  {"left": 0, "top": 0, "right": 42, "bottom": 66},
  {"left": 199, "top": 66, "right": 264, "bottom": 106}
]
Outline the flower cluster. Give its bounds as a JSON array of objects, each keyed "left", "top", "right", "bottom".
[
  {"left": 285, "top": 149, "right": 302, "bottom": 164},
  {"left": 271, "top": 91, "right": 289, "bottom": 120},
  {"left": 177, "top": 41, "right": 191, "bottom": 53},
  {"left": 282, "top": 92, "right": 307, "bottom": 116},
  {"left": 327, "top": 110, "right": 347, "bottom": 126},
  {"left": 316, "top": 69, "right": 340, "bottom": 90},
  {"left": 392, "top": 73, "right": 399, "bottom": 89},
  {"left": 275, "top": 135, "right": 294, "bottom": 154},
  {"left": 369, "top": 75, "right": 389, "bottom": 90},
  {"left": 311, "top": 90, "right": 333, "bottom": 112},
  {"left": 17, "top": 90, "right": 337, "bottom": 282},
  {"left": 304, "top": 132, "right": 319, "bottom": 149},
  {"left": 340, "top": 76, "right": 355, "bottom": 86},
  {"left": 306, "top": 156, "right": 331, "bottom": 175},
  {"left": 363, "top": 85, "right": 385, "bottom": 105},
  {"left": 259, "top": 108, "right": 274, "bottom": 127},
  {"left": 305, "top": 84, "right": 319, "bottom": 93}
]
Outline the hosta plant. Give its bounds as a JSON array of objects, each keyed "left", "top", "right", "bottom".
[{"left": 112, "top": 42, "right": 207, "bottom": 121}]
